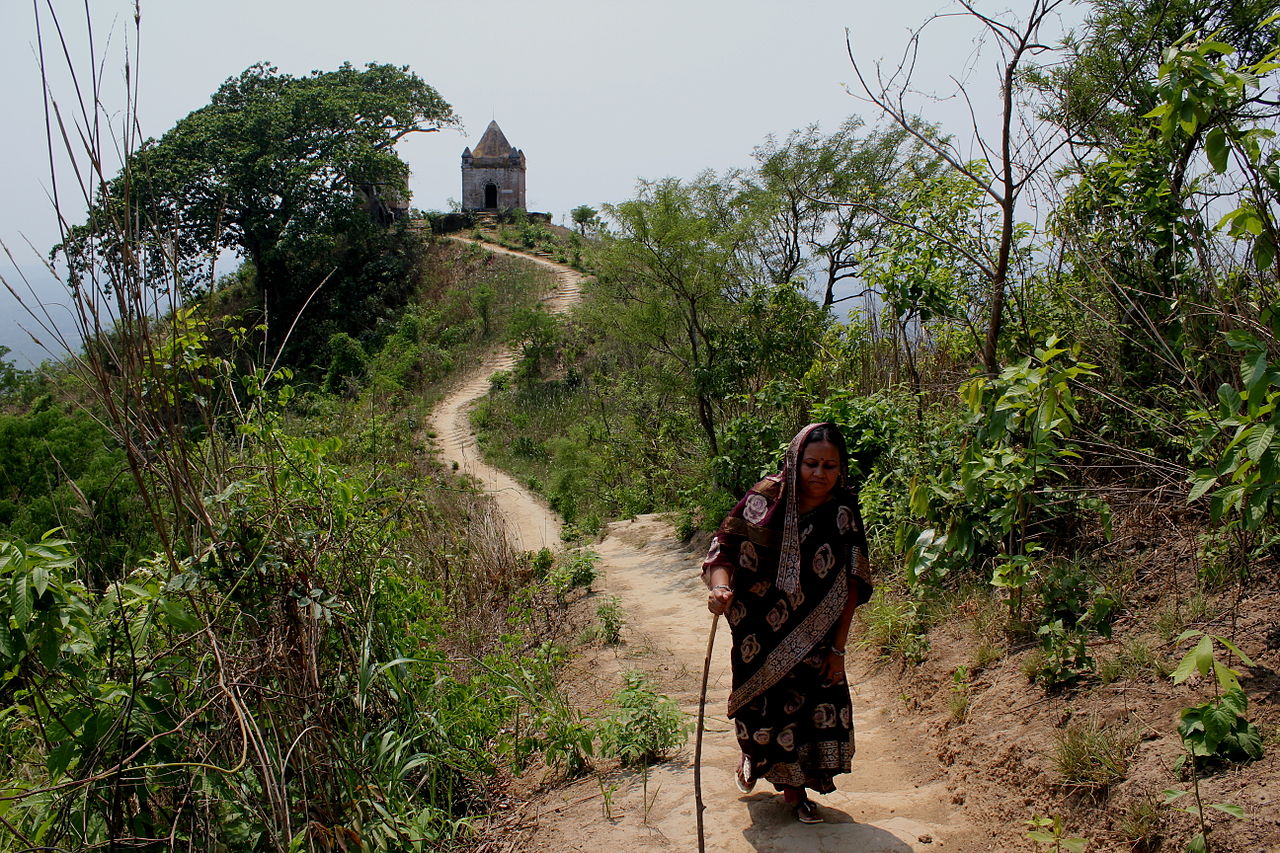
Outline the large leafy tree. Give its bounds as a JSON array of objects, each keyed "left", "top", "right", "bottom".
[
  {"left": 593, "top": 174, "right": 757, "bottom": 458},
  {"left": 58, "top": 62, "right": 456, "bottom": 326},
  {"left": 1048, "top": 1, "right": 1280, "bottom": 388},
  {"left": 746, "top": 120, "right": 943, "bottom": 307}
]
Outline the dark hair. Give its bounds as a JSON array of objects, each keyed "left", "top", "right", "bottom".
[{"left": 802, "top": 423, "right": 848, "bottom": 463}]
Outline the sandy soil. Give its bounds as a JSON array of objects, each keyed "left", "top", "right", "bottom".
[{"left": 427, "top": 240, "right": 986, "bottom": 852}]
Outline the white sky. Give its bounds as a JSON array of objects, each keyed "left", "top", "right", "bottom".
[{"left": 0, "top": 0, "right": 1083, "bottom": 365}]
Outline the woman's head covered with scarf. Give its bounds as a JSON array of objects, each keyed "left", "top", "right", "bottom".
[{"left": 774, "top": 422, "right": 849, "bottom": 594}]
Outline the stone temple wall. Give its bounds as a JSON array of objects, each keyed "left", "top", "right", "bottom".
[{"left": 461, "top": 163, "right": 526, "bottom": 211}]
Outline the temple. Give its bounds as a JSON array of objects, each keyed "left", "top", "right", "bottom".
[{"left": 461, "top": 121, "right": 526, "bottom": 211}]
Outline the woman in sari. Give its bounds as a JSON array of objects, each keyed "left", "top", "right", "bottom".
[{"left": 702, "top": 422, "right": 873, "bottom": 824}]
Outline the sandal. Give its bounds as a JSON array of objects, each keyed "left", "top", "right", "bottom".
[
  {"left": 795, "top": 798, "right": 823, "bottom": 824},
  {"left": 735, "top": 753, "right": 756, "bottom": 794}
]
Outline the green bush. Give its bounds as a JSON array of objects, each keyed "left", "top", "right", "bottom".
[
  {"left": 1027, "top": 619, "right": 1095, "bottom": 692},
  {"left": 596, "top": 596, "right": 625, "bottom": 644},
  {"left": 324, "top": 331, "right": 368, "bottom": 392},
  {"left": 549, "top": 548, "right": 597, "bottom": 597},
  {"left": 595, "top": 671, "right": 687, "bottom": 765}
]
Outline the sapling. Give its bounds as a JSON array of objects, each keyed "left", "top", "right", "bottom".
[{"left": 1163, "top": 630, "right": 1260, "bottom": 852}]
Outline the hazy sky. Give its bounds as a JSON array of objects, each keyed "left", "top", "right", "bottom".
[{"left": 0, "top": 0, "right": 1082, "bottom": 365}]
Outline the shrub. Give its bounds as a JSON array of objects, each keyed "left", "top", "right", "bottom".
[
  {"left": 530, "top": 547, "right": 554, "bottom": 579},
  {"left": 1028, "top": 619, "right": 1095, "bottom": 692},
  {"left": 549, "top": 548, "right": 597, "bottom": 597},
  {"left": 595, "top": 671, "right": 687, "bottom": 765},
  {"left": 596, "top": 596, "right": 624, "bottom": 644}
]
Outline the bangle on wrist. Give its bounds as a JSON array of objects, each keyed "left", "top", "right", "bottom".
[
  {"left": 711, "top": 584, "right": 731, "bottom": 593},
  {"left": 831, "top": 647, "right": 846, "bottom": 657}
]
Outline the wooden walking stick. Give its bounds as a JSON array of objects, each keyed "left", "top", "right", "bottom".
[{"left": 695, "top": 612, "right": 719, "bottom": 853}]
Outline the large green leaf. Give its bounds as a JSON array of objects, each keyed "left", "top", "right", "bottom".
[
  {"left": 1205, "top": 127, "right": 1229, "bottom": 173},
  {"left": 1172, "top": 635, "right": 1214, "bottom": 683},
  {"left": 1244, "top": 424, "right": 1277, "bottom": 461},
  {"left": 10, "top": 573, "right": 31, "bottom": 630},
  {"left": 1187, "top": 471, "right": 1218, "bottom": 503},
  {"left": 1208, "top": 802, "right": 1246, "bottom": 819}
]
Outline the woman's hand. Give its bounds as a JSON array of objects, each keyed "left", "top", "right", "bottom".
[
  {"left": 820, "top": 650, "right": 846, "bottom": 686},
  {"left": 708, "top": 585, "right": 733, "bottom": 615}
]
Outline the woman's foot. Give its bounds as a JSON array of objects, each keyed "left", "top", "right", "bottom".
[
  {"left": 735, "top": 753, "right": 756, "bottom": 793},
  {"left": 794, "top": 797, "right": 823, "bottom": 824}
]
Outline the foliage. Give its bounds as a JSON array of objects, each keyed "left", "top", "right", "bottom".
[
  {"left": 1145, "top": 26, "right": 1280, "bottom": 271},
  {"left": 56, "top": 62, "right": 457, "bottom": 340},
  {"left": 593, "top": 172, "right": 756, "bottom": 459},
  {"left": 905, "top": 338, "right": 1100, "bottom": 604},
  {"left": 571, "top": 204, "right": 600, "bottom": 234},
  {"left": 324, "top": 331, "right": 369, "bottom": 392},
  {"left": 0, "top": 397, "right": 155, "bottom": 577},
  {"left": 1027, "top": 619, "right": 1096, "bottom": 692},
  {"left": 1171, "top": 630, "right": 1263, "bottom": 766},
  {"left": 595, "top": 595, "right": 625, "bottom": 644},
  {"left": 0, "top": 346, "right": 23, "bottom": 398},
  {"left": 1026, "top": 814, "right": 1089, "bottom": 853},
  {"left": 595, "top": 671, "right": 688, "bottom": 766},
  {"left": 1189, "top": 323, "right": 1280, "bottom": 530},
  {"left": 508, "top": 305, "right": 560, "bottom": 379},
  {"left": 549, "top": 548, "right": 598, "bottom": 598}
]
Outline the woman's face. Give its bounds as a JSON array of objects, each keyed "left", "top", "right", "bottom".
[{"left": 798, "top": 440, "right": 841, "bottom": 504}]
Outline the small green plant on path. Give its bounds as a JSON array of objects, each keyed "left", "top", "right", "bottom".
[
  {"left": 596, "top": 595, "right": 625, "bottom": 644},
  {"left": 1162, "top": 629, "right": 1260, "bottom": 853},
  {"left": 948, "top": 665, "right": 971, "bottom": 721},
  {"left": 1026, "top": 813, "right": 1087, "bottom": 852},
  {"left": 595, "top": 671, "right": 688, "bottom": 766}
]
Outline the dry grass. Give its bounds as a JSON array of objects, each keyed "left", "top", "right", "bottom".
[{"left": 1052, "top": 717, "right": 1140, "bottom": 789}]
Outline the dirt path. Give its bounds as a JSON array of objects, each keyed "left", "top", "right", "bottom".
[
  {"left": 427, "top": 238, "right": 583, "bottom": 552},
  {"left": 429, "top": 241, "right": 983, "bottom": 851},
  {"left": 525, "top": 516, "right": 982, "bottom": 852}
]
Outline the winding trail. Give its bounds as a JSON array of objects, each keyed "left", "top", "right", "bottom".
[
  {"left": 429, "top": 240, "right": 982, "bottom": 852},
  {"left": 428, "top": 238, "right": 582, "bottom": 552}
]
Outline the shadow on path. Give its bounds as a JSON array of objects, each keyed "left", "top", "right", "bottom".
[{"left": 741, "top": 794, "right": 915, "bottom": 852}]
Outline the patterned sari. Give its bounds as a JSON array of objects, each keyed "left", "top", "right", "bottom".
[{"left": 701, "top": 423, "right": 873, "bottom": 792}]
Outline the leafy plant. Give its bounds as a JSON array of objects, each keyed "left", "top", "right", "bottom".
[
  {"left": 1027, "top": 619, "right": 1095, "bottom": 692},
  {"left": 947, "top": 665, "right": 971, "bottom": 721},
  {"left": 549, "top": 548, "right": 598, "bottom": 597},
  {"left": 905, "top": 337, "right": 1100, "bottom": 611},
  {"left": 1026, "top": 814, "right": 1088, "bottom": 853},
  {"left": 595, "top": 596, "right": 625, "bottom": 644},
  {"left": 1145, "top": 27, "right": 1280, "bottom": 271},
  {"left": 1160, "top": 630, "right": 1260, "bottom": 853},
  {"left": 1171, "top": 630, "right": 1263, "bottom": 766},
  {"left": 1187, "top": 323, "right": 1280, "bottom": 556},
  {"left": 595, "top": 671, "right": 688, "bottom": 766}
]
